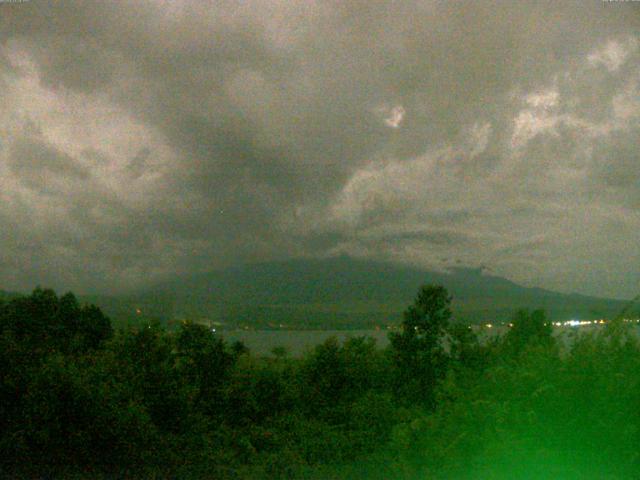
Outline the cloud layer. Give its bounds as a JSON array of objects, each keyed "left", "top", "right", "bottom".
[{"left": 1, "top": 1, "right": 639, "bottom": 298}]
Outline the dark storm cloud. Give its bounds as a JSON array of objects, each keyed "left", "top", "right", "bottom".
[
  {"left": 0, "top": 0, "right": 639, "bottom": 296},
  {"left": 10, "top": 137, "right": 90, "bottom": 186},
  {"left": 593, "top": 132, "right": 640, "bottom": 189},
  {"left": 375, "top": 230, "right": 474, "bottom": 247}
]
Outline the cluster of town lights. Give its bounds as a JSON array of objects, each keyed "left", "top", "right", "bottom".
[{"left": 483, "top": 319, "right": 640, "bottom": 329}]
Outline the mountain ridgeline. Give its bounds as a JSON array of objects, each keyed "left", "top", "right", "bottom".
[{"left": 99, "top": 256, "right": 629, "bottom": 329}]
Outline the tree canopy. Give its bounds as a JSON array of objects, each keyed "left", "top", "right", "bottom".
[{"left": 1, "top": 285, "right": 637, "bottom": 479}]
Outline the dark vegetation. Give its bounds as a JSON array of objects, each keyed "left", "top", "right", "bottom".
[{"left": 2, "top": 285, "right": 640, "bottom": 478}]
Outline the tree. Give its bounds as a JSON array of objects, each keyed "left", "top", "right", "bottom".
[
  {"left": 271, "top": 346, "right": 289, "bottom": 360},
  {"left": 449, "top": 323, "right": 488, "bottom": 373},
  {"left": 389, "top": 284, "right": 452, "bottom": 407},
  {"left": 55, "top": 292, "right": 81, "bottom": 348},
  {"left": 231, "top": 340, "right": 250, "bottom": 358},
  {"left": 1, "top": 287, "right": 59, "bottom": 349},
  {"left": 175, "top": 321, "right": 234, "bottom": 416},
  {"left": 76, "top": 304, "right": 113, "bottom": 351},
  {"left": 504, "top": 308, "right": 553, "bottom": 355},
  {"left": 301, "top": 337, "right": 347, "bottom": 414},
  {"left": 0, "top": 288, "right": 112, "bottom": 354}
]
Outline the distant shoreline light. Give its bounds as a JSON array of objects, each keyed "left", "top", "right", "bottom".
[{"left": 479, "top": 318, "right": 639, "bottom": 329}]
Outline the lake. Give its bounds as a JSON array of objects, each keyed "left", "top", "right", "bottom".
[
  {"left": 222, "top": 324, "right": 634, "bottom": 356},
  {"left": 224, "top": 329, "right": 391, "bottom": 355}
]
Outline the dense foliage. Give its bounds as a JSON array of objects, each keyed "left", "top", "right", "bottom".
[{"left": 1, "top": 286, "right": 639, "bottom": 478}]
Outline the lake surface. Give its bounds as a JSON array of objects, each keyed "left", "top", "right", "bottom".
[
  {"left": 225, "top": 329, "right": 391, "bottom": 355},
  {"left": 223, "top": 324, "right": 640, "bottom": 356}
]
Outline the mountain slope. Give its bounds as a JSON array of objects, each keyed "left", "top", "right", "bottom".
[{"left": 129, "top": 256, "right": 629, "bottom": 328}]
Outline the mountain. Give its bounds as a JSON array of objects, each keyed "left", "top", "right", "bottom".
[
  {"left": 120, "top": 256, "right": 630, "bottom": 329},
  {"left": 2, "top": 258, "right": 630, "bottom": 329}
]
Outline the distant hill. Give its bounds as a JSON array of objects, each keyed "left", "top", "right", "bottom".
[{"left": 123, "top": 256, "right": 630, "bottom": 329}]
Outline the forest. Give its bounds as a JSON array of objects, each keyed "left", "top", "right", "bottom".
[{"left": 1, "top": 285, "right": 639, "bottom": 479}]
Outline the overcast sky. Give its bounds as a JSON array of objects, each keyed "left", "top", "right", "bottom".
[{"left": 1, "top": 1, "right": 639, "bottom": 298}]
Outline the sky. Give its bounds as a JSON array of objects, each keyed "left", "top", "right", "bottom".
[{"left": 0, "top": 1, "right": 639, "bottom": 299}]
